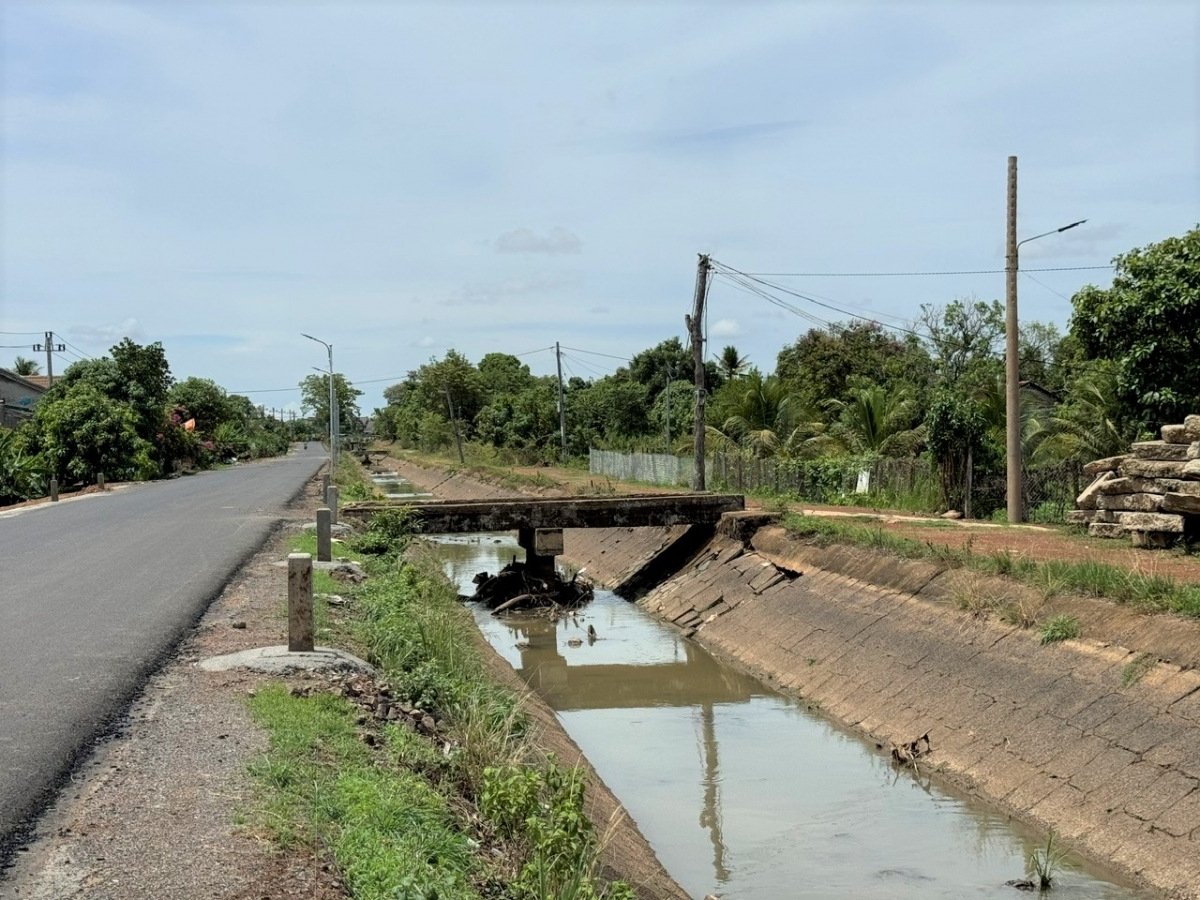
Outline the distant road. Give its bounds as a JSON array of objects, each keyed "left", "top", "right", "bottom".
[{"left": 0, "top": 446, "right": 326, "bottom": 861}]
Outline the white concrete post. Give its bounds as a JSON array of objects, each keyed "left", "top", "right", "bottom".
[
  {"left": 49, "top": 477, "right": 59, "bottom": 502},
  {"left": 328, "top": 485, "right": 339, "bottom": 525}
]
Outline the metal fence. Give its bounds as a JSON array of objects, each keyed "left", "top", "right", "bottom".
[{"left": 589, "top": 449, "right": 709, "bottom": 487}]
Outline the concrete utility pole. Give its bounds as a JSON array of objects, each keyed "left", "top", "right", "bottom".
[
  {"left": 686, "top": 254, "right": 711, "bottom": 491},
  {"left": 555, "top": 342, "right": 568, "bottom": 461},
  {"left": 445, "top": 384, "right": 465, "bottom": 464},
  {"left": 32, "top": 332, "right": 64, "bottom": 383},
  {"left": 1005, "top": 157, "right": 1087, "bottom": 525},
  {"left": 1005, "top": 156, "right": 1021, "bottom": 524}
]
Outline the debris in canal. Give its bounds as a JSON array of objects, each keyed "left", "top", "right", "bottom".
[
  {"left": 890, "top": 731, "right": 932, "bottom": 767},
  {"left": 467, "top": 558, "right": 595, "bottom": 615}
]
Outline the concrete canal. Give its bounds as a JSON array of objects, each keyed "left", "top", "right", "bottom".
[{"left": 429, "top": 528, "right": 1146, "bottom": 900}]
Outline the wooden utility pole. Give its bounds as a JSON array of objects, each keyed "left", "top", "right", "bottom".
[
  {"left": 686, "top": 254, "right": 711, "bottom": 490},
  {"left": 1005, "top": 156, "right": 1022, "bottom": 523},
  {"left": 445, "top": 384, "right": 465, "bottom": 464},
  {"left": 555, "top": 342, "right": 568, "bottom": 461}
]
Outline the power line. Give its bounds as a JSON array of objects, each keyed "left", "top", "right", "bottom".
[
  {"left": 59, "top": 337, "right": 95, "bottom": 360},
  {"left": 1021, "top": 270, "right": 1074, "bottom": 303},
  {"left": 560, "top": 346, "right": 630, "bottom": 362},
  {"left": 737, "top": 265, "right": 1115, "bottom": 277},
  {"left": 514, "top": 345, "right": 555, "bottom": 357},
  {"left": 0, "top": 330, "right": 44, "bottom": 335}
]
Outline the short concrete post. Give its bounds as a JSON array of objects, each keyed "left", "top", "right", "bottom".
[
  {"left": 316, "top": 507, "right": 332, "bottom": 562},
  {"left": 288, "top": 553, "right": 315, "bottom": 652},
  {"left": 321, "top": 473, "right": 330, "bottom": 498},
  {"left": 97, "top": 472, "right": 105, "bottom": 490},
  {"left": 49, "top": 477, "right": 59, "bottom": 502},
  {"left": 328, "top": 485, "right": 339, "bottom": 525}
]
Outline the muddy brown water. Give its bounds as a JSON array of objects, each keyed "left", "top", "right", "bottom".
[{"left": 429, "top": 524, "right": 1147, "bottom": 900}]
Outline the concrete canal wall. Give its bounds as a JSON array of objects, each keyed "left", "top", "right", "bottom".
[{"left": 384, "top": 456, "right": 1200, "bottom": 899}]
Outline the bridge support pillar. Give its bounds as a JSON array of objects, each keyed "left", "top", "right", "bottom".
[{"left": 518, "top": 528, "right": 562, "bottom": 583}]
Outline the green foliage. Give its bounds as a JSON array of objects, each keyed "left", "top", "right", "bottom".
[
  {"left": 168, "top": 377, "right": 235, "bottom": 432},
  {"left": 348, "top": 508, "right": 415, "bottom": 556},
  {"left": 0, "top": 426, "right": 45, "bottom": 503},
  {"left": 11, "top": 356, "right": 40, "bottom": 376},
  {"left": 825, "top": 383, "right": 921, "bottom": 455},
  {"left": 30, "top": 382, "right": 151, "bottom": 482},
  {"left": 1026, "top": 831, "right": 1068, "bottom": 889},
  {"left": 1070, "top": 224, "right": 1200, "bottom": 429},
  {"left": 918, "top": 296, "right": 1004, "bottom": 389},
  {"left": 300, "top": 372, "right": 363, "bottom": 435},
  {"left": 708, "top": 370, "right": 827, "bottom": 458}
]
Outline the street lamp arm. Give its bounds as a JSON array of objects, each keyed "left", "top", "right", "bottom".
[{"left": 1017, "top": 219, "right": 1087, "bottom": 249}]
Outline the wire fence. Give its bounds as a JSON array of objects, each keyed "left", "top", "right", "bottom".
[{"left": 589, "top": 447, "right": 1085, "bottom": 523}]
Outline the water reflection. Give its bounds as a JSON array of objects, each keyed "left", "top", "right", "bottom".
[{"left": 433, "top": 532, "right": 1143, "bottom": 900}]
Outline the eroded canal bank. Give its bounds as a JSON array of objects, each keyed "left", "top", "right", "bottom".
[{"left": 376, "top": 458, "right": 1200, "bottom": 899}]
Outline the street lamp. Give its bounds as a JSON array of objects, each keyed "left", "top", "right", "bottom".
[
  {"left": 1005, "top": 155, "right": 1085, "bottom": 523},
  {"left": 301, "top": 333, "right": 337, "bottom": 467}
]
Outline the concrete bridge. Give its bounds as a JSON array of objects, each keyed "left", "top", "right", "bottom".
[{"left": 342, "top": 493, "right": 744, "bottom": 576}]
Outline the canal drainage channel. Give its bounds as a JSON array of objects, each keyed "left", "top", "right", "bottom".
[{"left": 432, "top": 529, "right": 1146, "bottom": 900}]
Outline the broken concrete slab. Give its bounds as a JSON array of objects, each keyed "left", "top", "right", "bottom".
[{"left": 198, "top": 645, "right": 376, "bottom": 675}]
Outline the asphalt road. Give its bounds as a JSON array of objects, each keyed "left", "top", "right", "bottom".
[{"left": 0, "top": 446, "right": 326, "bottom": 859}]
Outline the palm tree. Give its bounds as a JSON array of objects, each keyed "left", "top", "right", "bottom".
[
  {"left": 11, "top": 356, "right": 40, "bottom": 377},
  {"left": 1027, "top": 364, "right": 1138, "bottom": 463},
  {"left": 709, "top": 371, "right": 828, "bottom": 458},
  {"left": 716, "top": 345, "right": 748, "bottom": 382},
  {"left": 824, "top": 384, "right": 918, "bottom": 454}
]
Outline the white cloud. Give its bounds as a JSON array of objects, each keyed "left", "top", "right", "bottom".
[
  {"left": 711, "top": 318, "right": 741, "bottom": 338},
  {"left": 69, "top": 318, "right": 145, "bottom": 348},
  {"left": 417, "top": 336, "right": 436, "bottom": 348},
  {"left": 448, "top": 273, "right": 578, "bottom": 306},
  {"left": 494, "top": 227, "right": 582, "bottom": 255}
]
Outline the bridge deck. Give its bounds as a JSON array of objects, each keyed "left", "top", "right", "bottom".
[{"left": 342, "top": 492, "right": 743, "bottom": 532}]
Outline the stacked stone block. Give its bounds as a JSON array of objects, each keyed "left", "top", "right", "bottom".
[{"left": 1071, "top": 415, "right": 1200, "bottom": 548}]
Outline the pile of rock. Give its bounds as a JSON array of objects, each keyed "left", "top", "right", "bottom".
[{"left": 1072, "top": 415, "right": 1200, "bottom": 548}]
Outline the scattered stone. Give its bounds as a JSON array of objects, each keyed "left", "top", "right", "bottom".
[
  {"left": 1114, "top": 512, "right": 1185, "bottom": 533},
  {"left": 1189, "top": 442, "right": 1200, "bottom": 460},
  {"left": 1083, "top": 455, "right": 1128, "bottom": 476},
  {"left": 1162, "top": 424, "right": 1191, "bottom": 444},
  {"left": 1075, "top": 471, "right": 1116, "bottom": 509},
  {"left": 1184, "top": 459, "right": 1200, "bottom": 480},
  {"left": 1095, "top": 492, "right": 1164, "bottom": 513},
  {"left": 1131, "top": 531, "right": 1177, "bottom": 550},
  {"left": 230, "top": 621, "right": 247, "bottom": 630},
  {"left": 1118, "top": 459, "right": 1188, "bottom": 479},
  {"left": 940, "top": 509, "right": 963, "bottom": 520},
  {"left": 1162, "top": 493, "right": 1200, "bottom": 515},
  {"left": 1088, "top": 522, "right": 1125, "bottom": 538},
  {"left": 1132, "top": 440, "right": 1193, "bottom": 461}
]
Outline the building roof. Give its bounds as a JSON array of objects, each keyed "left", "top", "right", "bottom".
[{"left": 0, "top": 368, "right": 50, "bottom": 393}]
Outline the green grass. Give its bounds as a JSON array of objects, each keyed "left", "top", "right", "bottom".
[
  {"left": 784, "top": 512, "right": 1200, "bottom": 619},
  {"left": 1120, "top": 652, "right": 1158, "bottom": 687},
  {"left": 334, "top": 451, "right": 382, "bottom": 501},
  {"left": 1039, "top": 615, "right": 1081, "bottom": 644},
  {"left": 248, "top": 686, "right": 482, "bottom": 900},
  {"left": 253, "top": 526, "right": 632, "bottom": 900}
]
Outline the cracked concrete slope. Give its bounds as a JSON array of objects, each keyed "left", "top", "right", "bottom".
[{"left": 0, "top": 446, "right": 326, "bottom": 864}]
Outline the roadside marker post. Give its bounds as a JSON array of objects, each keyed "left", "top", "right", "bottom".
[
  {"left": 97, "top": 472, "right": 105, "bottom": 490},
  {"left": 328, "top": 486, "right": 339, "bottom": 525},
  {"left": 287, "top": 553, "right": 315, "bottom": 652},
  {"left": 321, "top": 473, "right": 330, "bottom": 498},
  {"left": 49, "top": 477, "right": 58, "bottom": 502},
  {"left": 316, "top": 507, "right": 332, "bottom": 562}
]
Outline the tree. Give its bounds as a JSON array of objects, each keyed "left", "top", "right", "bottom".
[
  {"left": 708, "top": 370, "right": 826, "bottom": 458},
  {"left": 825, "top": 384, "right": 920, "bottom": 456},
  {"left": 11, "top": 356, "right": 40, "bottom": 377},
  {"left": 300, "top": 373, "right": 363, "bottom": 434},
  {"left": 717, "top": 345, "right": 748, "bottom": 381},
  {"left": 776, "top": 322, "right": 927, "bottom": 411},
  {"left": 31, "top": 383, "right": 153, "bottom": 482},
  {"left": 168, "top": 377, "right": 235, "bottom": 432},
  {"left": 477, "top": 353, "right": 535, "bottom": 400},
  {"left": 918, "top": 297, "right": 1004, "bottom": 389},
  {"left": 1069, "top": 225, "right": 1200, "bottom": 429},
  {"left": 110, "top": 338, "right": 174, "bottom": 439}
]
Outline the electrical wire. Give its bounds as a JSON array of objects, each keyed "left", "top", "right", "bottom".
[
  {"left": 737, "top": 265, "right": 1115, "bottom": 277},
  {"left": 59, "top": 337, "right": 95, "bottom": 360},
  {"left": 559, "top": 346, "right": 630, "bottom": 362},
  {"left": 0, "top": 330, "right": 43, "bottom": 335},
  {"left": 1021, "top": 270, "right": 1074, "bottom": 303}
]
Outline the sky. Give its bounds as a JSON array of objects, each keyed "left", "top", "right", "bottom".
[{"left": 2, "top": 1, "right": 1197, "bottom": 415}]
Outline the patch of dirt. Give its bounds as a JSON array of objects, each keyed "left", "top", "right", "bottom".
[{"left": 1, "top": 469, "right": 348, "bottom": 900}]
